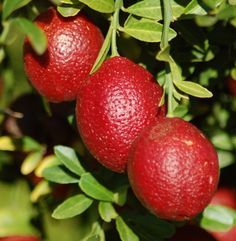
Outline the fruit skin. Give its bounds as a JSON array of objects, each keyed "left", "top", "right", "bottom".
[
  {"left": 0, "top": 236, "right": 40, "bottom": 241},
  {"left": 76, "top": 56, "right": 164, "bottom": 173},
  {"left": 227, "top": 77, "right": 236, "bottom": 96},
  {"left": 168, "top": 225, "right": 217, "bottom": 241},
  {"left": 209, "top": 187, "right": 236, "bottom": 241},
  {"left": 24, "top": 8, "right": 104, "bottom": 103},
  {"left": 128, "top": 117, "right": 219, "bottom": 221}
]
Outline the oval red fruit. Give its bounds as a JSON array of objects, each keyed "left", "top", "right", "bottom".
[
  {"left": 76, "top": 56, "right": 165, "bottom": 173},
  {"left": 24, "top": 8, "right": 104, "bottom": 103},
  {"left": 128, "top": 117, "right": 219, "bottom": 221}
]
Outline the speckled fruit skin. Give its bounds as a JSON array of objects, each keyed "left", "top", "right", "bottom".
[
  {"left": 76, "top": 56, "right": 165, "bottom": 173},
  {"left": 0, "top": 236, "right": 40, "bottom": 241},
  {"left": 24, "top": 8, "right": 104, "bottom": 103},
  {"left": 209, "top": 187, "right": 236, "bottom": 241},
  {"left": 128, "top": 117, "right": 219, "bottom": 221},
  {"left": 168, "top": 225, "right": 217, "bottom": 241}
]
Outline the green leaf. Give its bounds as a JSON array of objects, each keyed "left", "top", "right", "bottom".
[
  {"left": 125, "top": 0, "right": 184, "bottom": 21},
  {"left": 115, "top": 185, "right": 129, "bottom": 206},
  {"left": 43, "top": 165, "right": 79, "bottom": 184},
  {"left": 79, "top": 172, "right": 116, "bottom": 202},
  {"left": 57, "top": 4, "right": 83, "bottom": 17},
  {"left": 211, "top": 132, "right": 233, "bottom": 151},
  {"left": 217, "top": 5, "right": 236, "bottom": 20},
  {"left": 90, "top": 23, "right": 112, "bottom": 74},
  {"left": 201, "top": 205, "right": 235, "bottom": 231},
  {"left": 123, "top": 19, "right": 176, "bottom": 43},
  {"left": 196, "top": 15, "right": 217, "bottom": 27},
  {"left": 201, "top": 0, "right": 225, "bottom": 9},
  {"left": 81, "top": 222, "right": 105, "bottom": 241},
  {"left": 2, "top": 0, "right": 32, "bottom": 20},
  {"left": 116, "top": 216, "right": 139, "bottom": 241},
  {"left": 98, "top": 202, "right": 118, "bottom": 222},
  {"left": 174, "top": 80, "right": 213, "bottom": 98},
  {"left": 52, "top": 194, "right": 93, "bottom": 219},
  {"left": 21, "top": 150, "right": 44, "bottom": 175},
  {"left": 54, "top": 145, "right": 86, "bottom": 177},
  {"left": 0, "top": 136, "right": 41, "bottom": 152},
  {"left": 12, "top": 18, "right": 47, "bottom": 55},
  {"left": 184, "top": 0, "right": 208, "bottom": 15},
  {"left": 217, "top": 150, "right": 235, "bottom": 169},
  {"left": 79, "top": 0, "right": 115, "bottom": 13}
]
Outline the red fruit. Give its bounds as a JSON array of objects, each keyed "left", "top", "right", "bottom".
[
  {"left": 227, "top": 77, "right": 236, "bottom": 96},
  {"left": 24, "top": 8, "right": 104, "bottom": 103},
  {"left": 128, "top": 117, "right": 219, "bottom": 221},
  {"left": 0, "top": 236, "right": 39, "bottom": 241},
  {"left": 168, "top": 225, "right": 217, "bottom": 241},
  {"left": 76, "top": 56, "right": 164, "bottom": 173},
  {"left": 209, "top": 187, "right": 236, "bottom": 241}
]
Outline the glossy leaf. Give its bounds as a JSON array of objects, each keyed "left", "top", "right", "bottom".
[
  {"left": 79, "top": 173, "right": 116, "bottom": 202},
  {"left": 11, "top": 18, "right": 47, "bottom": 55},
  {"left": 43, "top": 165, "right": 79, "bottom": 184},
  {"left": 174, "top": 80, "right": 213, "bottom": 98},
  {"left": 125, "top": 0, "right": 184, "bottom": 21},
  {"left": 98, "top": 202, "right": 118, "bottom": 222},
  {"left": 123, "top": 19, "right": 176, "bottom": 43},
  {"left": 57, "top": 4, "right": 82, "bottom": 17},
  {"left": 52, "top": 194, "right": 93, "bottom": 219},
  {"left": 184, "top": 0, "right": 208, "bottom": 15},
  {"left": 2, "top": 0, "right": 32, "bottom": 20},
  {"left": 21, "top": 151, "right": 44, "bottom": 175},
  {"left": 54, "top": 145, "right": 86, "bottom": 177},
  {"left": 79, "top": 0, "right": 115, "bottom": 13},
  {"left": 116, "top": 216, "right": 139, "bottom": 241},
  {"left": 201, "top": 205, "right": 236, "bottom": 231}
]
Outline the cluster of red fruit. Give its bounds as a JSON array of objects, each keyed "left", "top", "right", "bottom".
[{"left": 24, "top": 8, "right": 219, "bottom": 221}]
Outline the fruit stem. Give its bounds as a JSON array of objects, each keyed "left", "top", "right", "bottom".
[
  {"left": 161, "top": 0, "right": 172, "bottom": 49},
  {"left": 161, "top": 0, "right": 174, "bottom": 117},
  {"left": 111, "top": 0, "right": 123, "bottom": 57}
]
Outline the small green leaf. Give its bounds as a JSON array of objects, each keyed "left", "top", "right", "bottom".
[
  {"left": 52, "top": 194, "right": 93, "bottom": 219},
  {"left": 201, "top": 0, "right": 225, "bottom": 9},
  {"left": 12, "top": 18, "right": 47, "bottom": 55},
  {"left": 57, "top": 4, "right": 83, "bottom": 17},
  {"left": 125, "top": 0, "right": 184, "bottom": 21},
  {"left": 79, "top": 172, "right": 116, "bottom": 202},
  {"left": 90, "top": 24, "right": 112, "bottom": 74},
  {"left": 21, "top": 151, "right": 44, "bottom": 175},
  {"left": 123, "top": 19, "right": 176, "bottom": 43},
  {"left": 196, "top": 15, "right": 217, "bottom": 27},
  {"left": 217, "top": 150, "right": 235, "bottom": 169},
  {"left": 174, "top": 80, "right": 213, "bottom": 98},
  {"left": 184, "top": 0, "right": 208, "bottom": 15},
  {"left": 211, "top": 132, "right": 233, "bottom": 151},
  {"left": 2, "top": 0, "right": 32, "bottom": 20},
  {"left": 116, "top": 216, "right": 139, "bottom": 241},
  {"left": 125, "top": 0, "right": 162, "bottom": 21},
  {"left": 201, "top": 205, "right": 235, "bottom": 231},
  {"left": 82, "top": 222, "right": 105, "bottom": 241},
  {"left": 54, "top": 145, "right": 86, "bottom": 177},
  {"left": 217, "top": 5, "right": 236, "bottom": 20},
  {"left": 79, "top": 0, "right": 115, "bottom": 13},
  {"left": 114, "top": 185, "right": 129, "bottom": 206},
  {"left": 43, "top": 165, "right": 79, "bottom": 184},
  {"left": 98, "top": 202, "right": 118, "bottom": 222}
]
